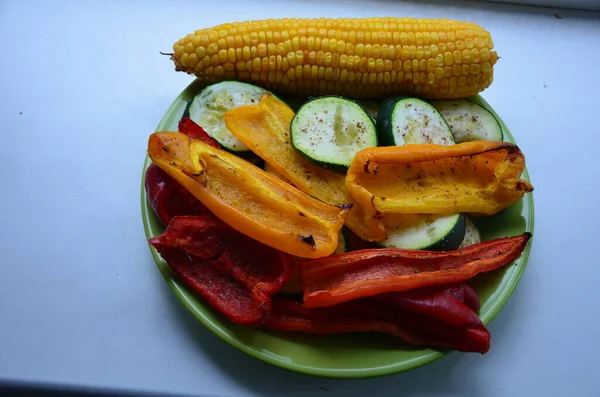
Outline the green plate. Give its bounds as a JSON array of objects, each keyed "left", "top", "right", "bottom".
[{"left": 140, "top": 79, "right": 535, "bottom": 378}]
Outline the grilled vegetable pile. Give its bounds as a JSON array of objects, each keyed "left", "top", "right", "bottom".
[{"left": 146, "top": 17, "right": 533, "bottom": 354}]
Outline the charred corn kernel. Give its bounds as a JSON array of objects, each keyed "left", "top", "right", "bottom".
[{"left": 171, "top": 17, "right": 498, "bottom": 99}]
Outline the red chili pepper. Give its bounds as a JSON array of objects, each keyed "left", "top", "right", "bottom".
[
  {"left": 301, "top": 233, "right": 531, "bottom": 308},
  {"left": 149, "top": 216, "right": 292, "bottom": 326},
  {"left": 178, "top": 117, "right": 221, "bottom": 149},
  {"left": 144, "top": 163, "right": 213, "bottom": 226},
  {"left": 264, "top": 294, "right": 491, "bottom": 353}
]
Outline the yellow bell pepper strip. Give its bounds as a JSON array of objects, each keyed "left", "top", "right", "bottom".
[
  {"left": 224, "top": 94, "right": 386, "bottom": 242},
  {"left": 345, "top": 141, "right": 534, "bottom": 216},
  {"left": 147, "top": 131, "right": 350, "bottom": 258}
]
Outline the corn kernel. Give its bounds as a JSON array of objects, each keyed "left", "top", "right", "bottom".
[
  {"left": 269, "top": 56, "right": 277, "bottom": 70},
  {"left": 217, "top": 50, "right": 228, "bottom": 63},
  {"left": 287, "top": 68, "right": 295, "bottom": 80},
  {"left": 444, "top": 52, "right": 453, "bottom": 66},
  {"left": 480, "top": 48, "right": 490, "bottom": 62},
  {"left": 253, "top": 58, "right": 262, "bottom": 71},
  {"left": 331, "top": 53, "right": 340, "bottom": 68}
]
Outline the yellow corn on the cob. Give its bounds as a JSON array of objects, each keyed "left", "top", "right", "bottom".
[{"left": 171, "top": 17, "right": 498, "bottom": 99}]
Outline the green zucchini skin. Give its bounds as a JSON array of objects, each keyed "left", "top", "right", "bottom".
[
  {"left": 458, "top": 216, "right": 482, "bottom": 249},
  {"left": 377, "top": 96, "right": 406, "bottom": 147},
  {"left": 291, "top": 96, "right": 378, "bottom": 174},
  {"left": 335, "top": 228, "right": 350, "bottom": 254},
  {"left": 377, "top": 97, "right": 455, "bottom": 146},
  {"left": 425, "top": 214, "right": 466, "bottom": 251}
]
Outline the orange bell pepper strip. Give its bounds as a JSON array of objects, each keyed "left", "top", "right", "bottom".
[
  {"left": 224, "top": 94, "right": 386, "bottom": 242},
  {"left": 345, "top": 141, "right": 534, "bottom": 216},
  {"left": 148, "top": 131, "right": 350, "bottom": 258},
  {"left": 300, "top": 232, "right": 531, "bottom": 308}
]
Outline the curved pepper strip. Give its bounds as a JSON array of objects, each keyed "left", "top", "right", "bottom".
[
  {"left": 149, "top": 216, "right": 292, "bottom": 326},
  {"left": 371, "top": 285, "right": 482, "bottom": 329},
  {"left": 444, "top": 283, "right": 481, "bottom": 313},
  {"left": 178, "top": 116, "right": 222, "bottom": 148},
  {"left": 148, "top": 132, "right": 350, "bottom": 258},
  {"left": 345, "top": 141, "right": 534, "bottom": 216},
  {"left": 144, "top": 163, "right": 213, "bottom": 226},
  {"left": 264, "top": 294, "right": 490, "bottom": 353},
  {"left": 301, "top": 232, "right": 531, "bottom": 308},
  {"left": 224, "top": 94, "right": 386, "bottom": 242},
  {"left": 144, "top": 118, "right": 220, "bottom": 226}
]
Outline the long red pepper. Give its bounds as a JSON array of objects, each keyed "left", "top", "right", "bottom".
[
  {"left": 301, "top": 233, "right": 531, "bottom": 308},
  {"left": 264, "top": 290, "right": 491, "bottom": 353},
  {"left": 372, "top": 285, "right": 482, "bottom": 329},
  {"left": 153, "top": 246, "right": 269, "bottom": 325},
  {"left": 144, "top": 163, "right": 213, "bottom": 226},
  {"left": 149, "top": 216, "right": 292, "bottom": 326}
]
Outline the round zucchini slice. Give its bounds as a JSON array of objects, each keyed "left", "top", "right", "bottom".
[
  {"left": 377, "top": 97, "right": 455, "bottom": 146},
  {"left": 291, "top": 96, "right": 378, "bottom": 173},
  {"left": 378, "top": 213, "right": 466, "bottom": 251},
  {"left": 431, "top": 99, "right": 503, "bottom": 142},
  {"left": 188, "top": 81, "right": 268, "bottom": 153}
]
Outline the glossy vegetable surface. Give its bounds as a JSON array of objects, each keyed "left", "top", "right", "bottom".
[
  {"left": 224, "top": 94, "right": 386, "bottom": 241},
  {"left": 148, "top": 131, "right": 349, "bottom": 258},
  {"left": 150, "top": 216, "right": 292, "bottom": 325},
  {"left": 301, "top": 233, "right": 531, "bottom": 308},
  {"left": 346, "top": 141, "right": 533, "bottom": 216},
  {"left": 142, "top": 79, "right": 535, "bottom": 378}
]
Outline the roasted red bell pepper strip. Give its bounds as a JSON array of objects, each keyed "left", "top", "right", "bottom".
[
  {"left": 371, "top": 284, "right": 482, "bottom": 329},
  {"left": 301, "top": 232, "right": 531, "bottom": 308},
  {"left": 178, "top": 117, "right": 221, "bottom": 148},
  {"left": 364, "top": 296, "right": 490, "bottom": 353},
  {"left": 364, "top": 285, "right": 486, "bottom": 348},
  {"left": 154, "top": 216, "right": 293, "bottom": 296},
  {"left": 264, "top": 296, "right": 490, "bottom": 353},
  {"left": 406, "top": 284, "right": 480, "bottom": 313},
  {"left": 144, "top": 163, "right": 212, "bottom": 226},
  {"left": 149, "top": 216, "right": 292, "bottom": 325},
  {"left": 445, "top": 283, "right": 481, "bottom": 313},
  {"left": 151, "top": 246, "right": 268, "bottom": 325}
]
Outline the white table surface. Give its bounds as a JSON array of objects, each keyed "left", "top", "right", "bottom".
[{"left": 1, "top": 0, "right": 599, "bottom": 396}]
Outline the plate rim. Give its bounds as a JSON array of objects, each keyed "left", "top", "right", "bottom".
[{"left": 140, "top": 79, "right": 535, "bottom": 378}]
